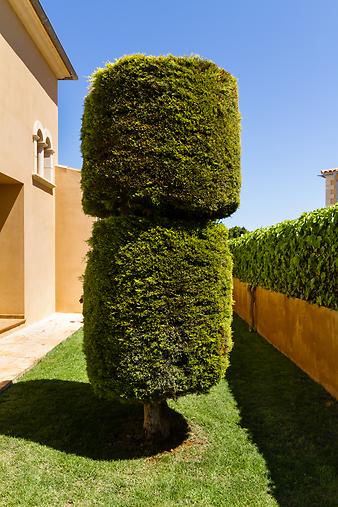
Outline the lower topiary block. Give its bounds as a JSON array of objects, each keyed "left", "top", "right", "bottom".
[{"left": 83, "top": 216, "right": 233, "bottom": 410}]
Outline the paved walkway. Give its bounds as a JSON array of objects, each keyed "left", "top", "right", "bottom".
[{"left": 0, "top": 313, "right": 83, "bottom": 393}]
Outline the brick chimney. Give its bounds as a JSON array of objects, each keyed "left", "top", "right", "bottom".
[{"left": 320, "top": 168, "right": 338, "bottom": 206}]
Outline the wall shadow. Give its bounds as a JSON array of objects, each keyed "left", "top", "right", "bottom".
[
  {"left": 0, "top": 182, "right": 25, "bottom": 315},
  {"left": 0, "top": 183, "right": 22, "bottom": 232},
  {"left": 0, "top": 379, "right": 188, "bottom": 461},
  {"left": 228, "top": 315, "right": 338, "bottom": 507}
]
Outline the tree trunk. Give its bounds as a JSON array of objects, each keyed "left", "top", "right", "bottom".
[{"left": 143, "top": 400, "right": 170, "bottom": 441}]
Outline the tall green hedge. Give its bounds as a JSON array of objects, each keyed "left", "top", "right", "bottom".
[
  {"left": 83, "top": 217, "right": 233, "bottom": 402},
  {"left": 229, "top": 205, "right": 338, "bottom": 310},
  {"left": 81, "top": 55, "right": 240, "bottom": 219}
]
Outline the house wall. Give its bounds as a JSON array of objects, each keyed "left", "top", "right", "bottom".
[
  {"left": 0, "top": 0, "right": 58, "bottom": 323},
  {"left": 233, "top": 278, "right": 338, "bottom": 400},
  {"left": 55, "top": 165, "right": 94, "bottom": 313}
]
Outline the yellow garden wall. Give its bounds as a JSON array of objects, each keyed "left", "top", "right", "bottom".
[
  {"left": 55, "top": 165, "right": 94, "bottom": 313},
  {"left": 233, "top": 278, "right": 338, "bottom": 400}
]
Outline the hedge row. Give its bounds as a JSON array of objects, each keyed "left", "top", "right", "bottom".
[
  {"left": 83, "top": 216, "right": 233, "bottom": 402},
  {"left": 229, "top": 205, "right": 338, "bottom": 310},
  {"left": 81, "top": 54, "right": 241, "bottom": 219}
]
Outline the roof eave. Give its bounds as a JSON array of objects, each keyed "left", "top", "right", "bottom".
[
  {"left": 320, "top": 169, "right": 338, "bottom": 177},
  {"left": 8, "top": 0, "right": 77, "bottom": 80}
]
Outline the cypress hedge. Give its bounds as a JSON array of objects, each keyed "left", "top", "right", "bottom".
[
  {"left": 229, "top": 205, "right": 338, "bottom": 310},
  {"left": 83, "top": 217, "right": 233, "bottom": 403},
  {"left": 81, "top": 55, "right": 241, "bottom": 219}
]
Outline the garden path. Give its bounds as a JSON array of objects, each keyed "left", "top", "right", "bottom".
[{"left": 0, "top": 313, "right": 82, "bottom": 393}]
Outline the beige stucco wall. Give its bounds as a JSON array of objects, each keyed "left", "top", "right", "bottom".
[
  {"left": 0, "top": 0, "right": 58, "bottom": 323},
  {"left": 233, "top": 278, "right": 338, "bottom": 400},
  {"left": 55, "top": 165, "right": 94, "bottom": 313}
]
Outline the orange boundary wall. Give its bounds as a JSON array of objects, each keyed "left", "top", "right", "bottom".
[{"left": 233, "top": 278, "right": 338, "bottom": 400}]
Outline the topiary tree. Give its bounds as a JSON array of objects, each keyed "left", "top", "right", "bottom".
[{"left": 81, "top": 55, "right": 241, "bottom": 441}]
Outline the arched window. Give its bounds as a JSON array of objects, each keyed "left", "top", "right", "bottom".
[{"left": 32, "top": 123, "right": 55, "bottom": 184}]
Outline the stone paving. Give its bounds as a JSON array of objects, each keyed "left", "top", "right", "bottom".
[{"left": 0, "top": 313, "right": 83, "bottom": 392}]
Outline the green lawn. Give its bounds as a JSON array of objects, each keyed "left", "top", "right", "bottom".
[{"left": 0, "top": 315, "right": 337, "bottom": 506}]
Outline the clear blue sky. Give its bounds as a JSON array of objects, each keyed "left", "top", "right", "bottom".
[{"left": 41, "top": 0, "right": 338, "bottom": 230}]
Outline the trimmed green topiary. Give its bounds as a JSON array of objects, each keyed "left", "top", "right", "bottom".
[
  {"left": 81, "top": 54, "right": 240, "bottom": 219},
  {"left": 82, "top": 54, "right": 241, "bottom": 440},
  {"left": 83, "top": 216, "right": 233, "bottom": 402}
]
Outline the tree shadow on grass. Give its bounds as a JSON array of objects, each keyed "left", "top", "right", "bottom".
[
  {"left": 0, "top": 379, "right": 189, "bottom": 461},
  {"left": 228, "top": 315, "right": 338, "bottom": 507}
]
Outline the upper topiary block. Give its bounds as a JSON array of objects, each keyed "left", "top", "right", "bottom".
[{"left": 81, "top": 54, "right": 241, "bottom": 219}]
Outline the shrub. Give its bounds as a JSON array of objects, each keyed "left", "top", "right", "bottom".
[
  {"left": 83, "top": 216, "right": 233, "bottom": 403},
  {"left": 228, "top": 226, "right": 249, "bottom": 239},
  {"left": 229, "top": 205, "right": 338, "bottom": 310},
  {"left": 81, "top": 55, "right": 241, "bottom": 220}
]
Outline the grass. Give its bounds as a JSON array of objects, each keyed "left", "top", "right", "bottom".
[
  {"left": 228, "top": 317, "right": 338, "bottom": 507},
  {"left": 0, "top": 315, "right": 337, "bottom": 506}
]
